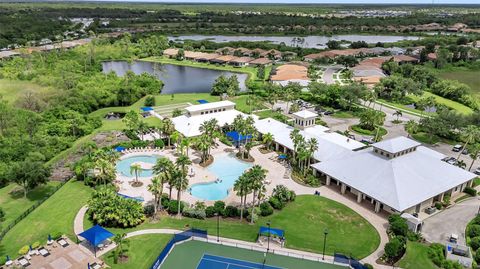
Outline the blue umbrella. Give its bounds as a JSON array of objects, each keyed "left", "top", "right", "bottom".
[
  {"left": 29, "top": 245, "right": 33, "bottom": 251},
  {"left": 6, "top": 255, "right": 10, "bottom": 261},
  {"left": 87, "top": 262, "right": 91, "bottom": 269},
  {"left": 48, "top": 234, "right": 52, "bottom": 241}
]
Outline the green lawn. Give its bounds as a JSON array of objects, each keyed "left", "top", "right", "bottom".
[
  {"left": 397, "top": 241, "right": 438, "bottom": 269},
  {"left": 162, "top": 240, "right": 345, "bottom": 269},
  {"left": 409, "top": 92, "right": 474, "bottom": 115},
  {"left": 350, "top": 125, "right": 387, "bottom": 138},
  {"left": 0, "top": 180, "right": 92, "bottom": 258},
  {"left": 437, "top": 70, "right": 480, "bottom": 99},
  {"left": 0, "top": 79, "right": 51, "bottom": 104},
  {"left": 233, "top": 95, "right": 267, "bottom": 114},
  {"left": 86, "top": 195, "right": 380, "bottom": 259},
  {"left": 0, "top": 182, "right": 61, "bottom": 228},
  {"left": 103, "top": 234, "right": 172, "bottom": 269}
]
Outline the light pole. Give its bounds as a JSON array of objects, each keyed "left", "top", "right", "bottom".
[
  {"left": 267, "top": 221, "right": 271, "bottom": 252},
  {"left": 215, "top": 213, "right": 220, "bottom": 242},
  {"left": 322, "top": 228, "right": 329, "bottom": 260}
]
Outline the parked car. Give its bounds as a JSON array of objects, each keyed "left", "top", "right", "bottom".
[
  {"left": 361, "top": 138, "right": 374, "bottom": 145},
  {"left": 348, "top": 134, "right": 356, "bottom": 140},
  {"left": 449, "top": 233, "right": 459, "bottom": 244},
  {"left": 462, "top": 148, "right": 468, "bottom": 155},
  {"left": 324, "top": 111, "right": 334, "bottom": 116},
  {"left": 442, "top": 157, "right": 457, "bottom": 165},
  {"left": 452, "top": 145, "right": 462, "bottom": 152},
  {"left": 474, "top": 168, "right": 480, "bottom": 175}
]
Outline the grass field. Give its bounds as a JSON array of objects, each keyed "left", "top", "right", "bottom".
[
  {"left": 0, "top": 180, "right": 92, "bottom": 258},
  {"left": 161, "top": 240, "right": 344, "bottom": 269},
  {"left": 0, "top": 182, "right": 61, "bottom": 228},
  {"left": 0, "top": 79, "right": 51, "bottom": 103},
  {"left": 397, "top": 242, "right": 438, "bottom": 269},
  {"left": 409, "top": 92, "right": 474, "bottom": 115},
  {"left": 437, "top": 70, "right": 480, "bottom": 99},
  {"left": 86, "top": 195, "right": 380, "bottom": 259},
  {"left": 103, "top": 234, "right": 172, "bottom": 269}
]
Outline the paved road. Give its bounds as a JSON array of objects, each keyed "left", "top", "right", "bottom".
[
  {"left": 422, "top": 197, "right": 480, "bottom": 245},
  {"left": 322, "top": 66, "right": 342, "bottom": 85}
]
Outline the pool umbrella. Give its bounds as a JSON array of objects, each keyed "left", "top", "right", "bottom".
[
  {"left": 6, "top": 255, "right": 10, "bottom": 261},
  {"left": 87, "top": 262, "right": 91, "bottom": 269},
  {"left": 48, "top": 234, "right": 52, "bottom": 241},
  {"left": 29, "top": 245, "right": 33, "bottom": 251}
]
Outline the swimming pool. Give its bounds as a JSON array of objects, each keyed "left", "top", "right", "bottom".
[
  {"left": 116, "top": 155, "right": 160, "bottom": 177},
  {"left": 190, "top": 153, "right": 252, "bottom": 200}
]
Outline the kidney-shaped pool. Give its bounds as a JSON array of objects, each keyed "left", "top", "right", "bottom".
[{"left": 116, "top": 155, "right": 160, "bottom": 178}]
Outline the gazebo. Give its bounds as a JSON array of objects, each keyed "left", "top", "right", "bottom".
[
  {"left": 78, "top": 225, "right": 114, "bottom": 256},
  {"left": 258, "top": 226, "right": 285, "bottom": 248}
]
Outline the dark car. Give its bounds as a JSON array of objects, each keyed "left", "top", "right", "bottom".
[
  {"left": 474, "top": 168, "right": 480, "bottom": 175},
  {"left": 323, "top": 111, "right": 334, "bottom": 116}
]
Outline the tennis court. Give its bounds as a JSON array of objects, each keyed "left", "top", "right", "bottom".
[{"left": 160, "top": 240, "right": 345, "bottom": 269}]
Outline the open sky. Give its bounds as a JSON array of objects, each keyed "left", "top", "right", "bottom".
[{"left": 90, "top": 0, "right": 480, "bottom": 3}]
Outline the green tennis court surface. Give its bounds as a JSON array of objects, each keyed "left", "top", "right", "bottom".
[{"left": 160, "top": 240, "right": 345, "bottom": 269}]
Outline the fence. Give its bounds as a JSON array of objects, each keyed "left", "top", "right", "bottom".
[
  {"left": 150, "top": 229, "right": 208, "bottom": 269},
  {"left": 334, "top": 253, "right": 369, "bottom": 269},
  {"left": 192, "top": 236, "right": 350, "bottom": 267},
  {"left": 0, "top": 179, "right": 70, "bottom": 242}
]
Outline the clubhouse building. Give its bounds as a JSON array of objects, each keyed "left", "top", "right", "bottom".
[{"left": 172, "top": 101, "right": 477, "bottom": 215}]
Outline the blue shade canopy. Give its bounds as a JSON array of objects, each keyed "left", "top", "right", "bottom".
[
  {"left": 117, "top": 192, "right": 145, "bottom": 202},
  {"left": 78, "top": 225, "right": 114, "bottom": 247},
  {"left": 115, "top": 146, "right": 126, "bottom": 152},
  {"left": 259, "top": 226, "right": 285, "bottom": 238},
  {"left": 141, "top": 107, "right": 154, "bottom": 112},
  {"left": 226, "top": 131, "right": 253, "bottom": 142},
  {"left": 278, "top": 154, "right": 287, "bottom": 159},
  {"left": 197, "top": 99, "right": 209, "bottom": 104}
]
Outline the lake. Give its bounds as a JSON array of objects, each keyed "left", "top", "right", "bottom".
[
  {"left": 168, "top": 34, "right": 421, "bottom": 49},
  {"left": 102, "top": 60, "right": 248, "bottom": 94}
]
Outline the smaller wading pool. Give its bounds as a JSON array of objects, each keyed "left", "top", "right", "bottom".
[{"left": 116, "top": 155, "right": 160, "bottom": 177}]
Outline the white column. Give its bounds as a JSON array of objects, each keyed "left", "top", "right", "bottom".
[
  {"left": 357, "top": 192, "right": 362, "bottom": 203},
  {"left": 275, "top": 143, "right": 279, "bottom": 151},
  {"left": 341, "top": 183, "right": 346, "bottom": 194},
  {"left": 374, "top": 201, "right": 381, "bottom": 213},
  {"left": 326, "top": 175, "right": 331, "bottom": 186},
  {"left": 312, "top": 169, "right": 317, "bottom": 176},
  {"left": 468, "top": 180, "right": 474, "bottom": 188}
]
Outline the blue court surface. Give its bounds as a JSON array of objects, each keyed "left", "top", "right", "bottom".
[{"left": 196, "top": 254, "right": 284, "bottom": 269}]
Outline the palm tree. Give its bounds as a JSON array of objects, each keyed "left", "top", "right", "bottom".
[
  {"left": 306, "top": 138, "right": 318, "bottom": 176},
  {"left": 161, "top": 118, "right": 175, "bottom": 147},
  {"left": 405, "top": 120, "right": 419, "bottom": 138},
  {"left": 234, "top": 173, "right": 251, "bottom": 221},
  {"left": 468, "top": 143, "right": 480, "bottom": 171},
  {"left": 457, "top": 125, "right": 480, "bottom": 161},
  {"left": 112, "top": 233, "right": 129, "bottom": 263},
  {"left": 94, "top": 158, "right": 115, "bottom": 186},
  {"left": 393, "top": 110, "right": 403, "bottom": 122},
  {"left": 174, "top": 154, "right": 192, "bottom": 216},
  {"left": 130, "top": 163, "right": 143, "bottom": 185},
  {"left": 181, "top": 137, "right": 191, "bottom": 157},
  {"left": 153, "top": 157, "right": 175, "bottom": 200},
  {"left": 455, "top": 160, "right": 467, "bottom": 170},
  {"left": 248, "top": 165, "right": 267, "bottom": 224},
  {"left": 289, "top": 129, "right": 302, "bottom": 161},
  {"left": 175, "top": 154, "right": 192, "bottom": 176},
  {"left": 171, "top": 167, "right": 189, "bottom": 217},
  {"left": 148, "top": 176, "right": 164, "bottom": 215},
  {"left": 262, "top": 133, "right": 274, "bottom": 151}
]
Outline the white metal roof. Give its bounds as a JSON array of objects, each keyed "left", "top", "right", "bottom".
[
  {"left": 184, "top": 100, "right": 235, "bottom": 113},
  {"left": 312, "top": 143, "right": 476, "bottom": 212},
  {"left": 172, "top": 109, "right": 254, "bottom": 137},
  {"left": 292, "top": 110, "right": 318, "bottom": 119},
  {"left": 254, "top": 118, "right": 364, "bottom": 162},
  {"left": 373, "top": 136, "right": 421, "bottom": 154}
]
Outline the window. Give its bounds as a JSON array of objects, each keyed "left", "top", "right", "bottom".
[
  {"left": 201, "top": 112, "right": 204, "bottom": 115},
  {"left": 374, "top": 149, "right": 378, "bottom": 153},
  {"left": 386, "top": 153, "right": 390, "bottom": 158}
]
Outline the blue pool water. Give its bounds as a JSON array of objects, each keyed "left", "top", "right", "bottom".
[
  {"left": 190, "top": 153, "right": 252, "bottom": 200},
  {"left": 116, "top": 155, "right": 159, "bottom": 177}
]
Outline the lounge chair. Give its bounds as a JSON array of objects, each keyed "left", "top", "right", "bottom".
[
  {"left": 18, "top": 257, "right": 30, "bottom": 267},
  {"left": 38, "top": 247, "right": 50, "bottom": 257},
  {"left": 57, "top": 238, "right": 69, "bottom": 248}
]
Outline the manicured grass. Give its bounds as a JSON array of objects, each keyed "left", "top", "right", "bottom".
[
  {"left": 233, "top": 95, "right": 266, "bottom": 114},
  {"left": 409, "top": 92, "right": 473, "bottom": 115},
  {"left": 411, "top": 132, "right": 440, "bottom": 145},
  {"left": 86, "top": 195, "right": 380, "bottom": 259},
  {"left": 0, "top": 79, "right": 51, "bottom": 104},
  {"left": 103, "top": 234, "right": 172, "bottom": 269},
  {"left": 332, "top": 111, "right": 357, "bottom": 119},
  {"left": 397, "top": 242, "right": 438, "bottom": 269},
  {"left": 162, "top": 240, "right": 345, "bottom": 269},
  {"left": 0, "top": 182, "right": 61, "bottom": 228},
  {"left": 350, "top": 125, "right": 387, "bottom": 137},
  {"left": 437, "top": 70, "right": 480, "bottom": 99},
  {"left": 254, "top": 109, "right": 290, "bottom": 123},
  {"left": 0, "top": 180, "right": 92, "bottom": 258}
]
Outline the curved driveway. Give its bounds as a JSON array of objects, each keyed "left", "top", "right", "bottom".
[{"left": 423, "top": 197, "right": 480, "bottom": 245}]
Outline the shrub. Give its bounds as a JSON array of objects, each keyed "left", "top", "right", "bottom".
[
  {"left": 407, "top": 231, "right": 421, "bottom": 242},
  {"left": 182, "top": 208, "right": 206, "bottom": 219},
  {"left": 224, "top": 206, "right": 239, "bottom": 217},
  {"left": 272, "top": 185, "right": 296, "bottom": 203},
  {"left": 472, "top": 215, "right": 480, "bottom": 225},
  {"left": 246, "top": 207, "right": 260, "bottom": 223},
  {"left": 31, "top": 241, "right": 41, "bottom": 249},
  {"left": 434, "top": 202, "right": 442, "bottom": 210},
  {"left": 443, "top": 194, "right": 451, "bottom": 206},
  {"left": 144, "top": 95, "right": 155, "bottom": 106},
  {"left": 18, "top": 245, "right": 29, "bottom": 255},
  {"left": 205, "top": 206, "right": 216, "bottom": 218},
  {"left": 470, "top": 237, "right": 480, "bottom": 251},
  {"left": 0, "top": 207, "right": 4, "bottom": 222},
  {"left": 268, "top": 196, "right": 285, "bottom": 210},
  {"left": 260, "top": 202, "right": 274, "bottom": 216},
  {"left": 384, "top": 237, "right": 405, "bottom": 261},
  {"left": 389, "top": 218, "right": 408, "bottom": 237},
  {"left": 213, "top": 201, "right": 226, "bottom": 215},
  {"left": 154, "top": 139, "right": 165, "bottom": 149},
  {"left": 167, "top": 200, "right": 185, "bottom": 214},
  {"left": 468, "top": 224, "right": 480, "bottom": 238},
  {"left": 464, "top": 187, "right": 477, "bottom": 196},
  {"left": 144, "top": 204, "right": 155, "bottom": 217},
  {"left": 161, "top": 193, "right": 170, "bottom": 209},
  {"left": 428, "top": 243, "right": 445, "bottom": 267},
  {"left": 364, "top": 264, "right": 373, "bottom": 269},
  {"left": 475, "top": 250, "right": 480, "bottom": 264},
  {"left": 194, "top": 201, "right": 206, "bottom": 210}
]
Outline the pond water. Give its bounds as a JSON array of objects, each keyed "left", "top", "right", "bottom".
[
  {"left": 102, "top": 60, "right": 248, "bottom": 94},
  {"left": 169, "top": 34, "right": 421, "bottom": 49}
]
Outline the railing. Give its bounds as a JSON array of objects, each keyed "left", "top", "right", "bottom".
[{"left": 0, "top": 179, "right": 70, "bottom": 242}]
